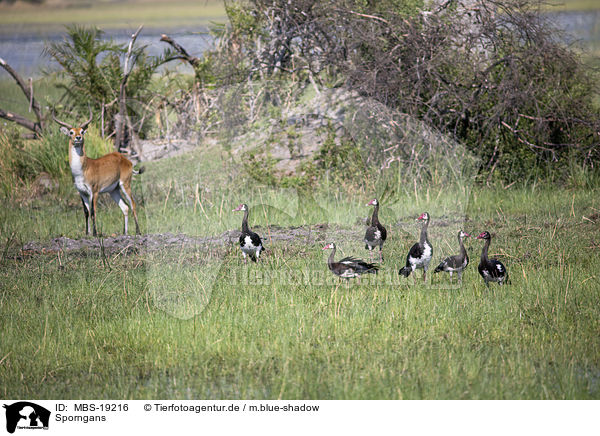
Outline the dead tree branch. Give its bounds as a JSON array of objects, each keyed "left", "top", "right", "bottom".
[
  {"left": 159, "top": 34, "right": 202, "bottom": 69},
  {"left": 115, "top": 25, "right": 143, "bottom": 154},
  {"left": 0, "top": 57, "right": 44, "bottom": 136}
]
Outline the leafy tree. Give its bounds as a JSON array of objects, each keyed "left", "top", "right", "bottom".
[{"left": 44, "top": 25, "right": 162, "bottom": 145}]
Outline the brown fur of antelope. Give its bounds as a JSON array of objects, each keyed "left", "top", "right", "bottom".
[{"left": 53, "top": 110, "right": 144, "bottom": 236}]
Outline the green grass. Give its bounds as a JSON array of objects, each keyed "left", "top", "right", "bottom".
[
  {"left": 0, "top": 0, "right": 227, "bottom": 33},
  {"left": 0, "top": 78, "right": 63, "bottom": 123},
  {"left": 545, "top": 0, "right": 600, "bottom": 11},
  {"left": 1, "top": 141, "right": 599, "bottom": 399}
]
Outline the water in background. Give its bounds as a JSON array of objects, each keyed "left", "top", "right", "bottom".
[
  {"left": 547, "top": 9, "right": 600, "bottom": 47},
  {"left": 0, "top": 10, "right": 598, "bottom": 77},
  {"left": 0, "top": 26, "right": 213, "bottom": 76}
]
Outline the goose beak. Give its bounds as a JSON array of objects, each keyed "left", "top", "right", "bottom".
[
  {"left": 233, "top": 205, "right": 242, "bottom": 212},
  {"left": 476, "top": 232, "right": 485, "bottom": 239},
  {"left": 322, "top": 244, "right": 332, "bottom": 250},
  {"left": 464, "top": 233, "right": 471, "bottom": 238},
  {"left": 366, "top": 199, "right": 376, "bottom": 206}
]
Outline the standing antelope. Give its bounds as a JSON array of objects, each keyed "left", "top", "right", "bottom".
[{"left": 54, "top": 111, "right": 144, "bottom": 236}]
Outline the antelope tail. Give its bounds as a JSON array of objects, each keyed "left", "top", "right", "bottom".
[{"left": 133, "top": 166, "right": 146, "bottom": 176}]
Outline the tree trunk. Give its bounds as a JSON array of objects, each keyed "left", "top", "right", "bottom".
[{"left": 114, "top": 25, "right": 143, "bottom": 155}]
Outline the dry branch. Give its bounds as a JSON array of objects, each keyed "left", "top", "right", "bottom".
[
  {"left": 0, "top": 57, "right": 44, "bottom": 136},
  {"left": 115, "top": 25, "right": 144, "bottom": 155},
  {"left": 160, "top": 34, "right": 202, "bottom": 69}
]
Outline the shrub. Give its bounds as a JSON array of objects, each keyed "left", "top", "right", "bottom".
[
  {"left": 205, "top": 0, "right": 600, "bottom": 183},
  {"left": 44, "top": 25, "right": 162, "bottom": 141}
]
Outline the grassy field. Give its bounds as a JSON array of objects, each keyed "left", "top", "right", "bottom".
[
  {"left": 0, "top": 0, "right": 226, "bottom": 33},
  {"left": 0, "top": 0, "right": 599, "bottom": 401},
  {"left": 544, "top": 0, "right": 600, "bottom": 11},
  {"left": 1, "top": 140, "right": 599, "bottom": 399},
  {"left": 0, "top": 77, "right": 63, "bottom": 124}
]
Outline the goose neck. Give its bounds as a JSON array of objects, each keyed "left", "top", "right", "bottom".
[
  {"left": 371, "top": 203, "right": 380, "bottom": 226},
  {"left": 480, "top": 238, "right": 490, "bottom": 263},
  {"left": 328, "top": 245, "right": 336, "bottom": 266},
  {"left": 419, "top": 219, "right": 429, "bottom": 245},
  {"left": 459, "top": 235, "right": 467, "bottom": 258},
  {"left": 241, "top": 209, "right": 250, "bottom": 232}
]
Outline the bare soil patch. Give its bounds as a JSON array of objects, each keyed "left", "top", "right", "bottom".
[{"left": 19, "top": 224, "right": 361, "bottom": 255}]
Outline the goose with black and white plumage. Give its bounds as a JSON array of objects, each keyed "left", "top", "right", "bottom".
[
  {"left": 364, "top": 198, "right": 387, "bottom": 262},
  {"left": 323, "top": 243, "right": 378, "bottom": 281},
  {"left": 233, "top": 203, "right": 264, "bottom": 263},
  {"left": 434, "top": 230, "right": 470, "bottom": 283},
  {"left": 399, "top": 212, "right": 433, "bottom": 282},
  {"left": 476, "top": 231, "right": 508, "bottom": 287}
]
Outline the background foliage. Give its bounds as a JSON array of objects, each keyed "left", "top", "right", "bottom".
[
  {"left": 0, "top": 0, "right": 599, "bottom": 192},
  {"left": 44, "top": 25, "right": 164, "bottom": 141},
  {"left": 195, "top": 0, "right": 599, "bottom": 182}
]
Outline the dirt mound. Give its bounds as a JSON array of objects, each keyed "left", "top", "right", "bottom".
[{"left": 20, "top": 224, "right": 360, "bottom": 254}]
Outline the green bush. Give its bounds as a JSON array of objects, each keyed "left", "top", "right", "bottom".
[
  {"left": 0, "top": 130, "right": 26, "bottom": 197},
  {"left": 205, "top": 0, "right": 600, "bottom": 184},
  {"left": 314, "top": 125, "right": 365, "bottom": 184},
  {"left": 44, "top": 25, "right": 162, "bottom": 140}
]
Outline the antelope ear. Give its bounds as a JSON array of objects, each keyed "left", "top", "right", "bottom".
[
  {"left": 81, "top": 129, "right": 86, "bottom": 136},
  {"left": 60, "top": 126, "right": 70, "bottom": 136}
]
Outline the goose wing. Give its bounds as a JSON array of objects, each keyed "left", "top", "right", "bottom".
[{"left": 338, "top": 257, "right": 378, "bottom": 274}]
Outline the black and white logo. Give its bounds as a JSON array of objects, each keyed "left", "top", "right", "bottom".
[{"left": 3, "top": 402, "right": 50, "bottom": 434}]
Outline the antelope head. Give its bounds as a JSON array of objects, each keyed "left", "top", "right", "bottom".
[{"left": 53, "top": 108, "right": 93, "bottom": 150}]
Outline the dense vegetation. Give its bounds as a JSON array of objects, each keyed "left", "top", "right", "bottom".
[
  {"left": 1, "top": 0, "right": 599, "bottom": 191},
  {"left": 199, "top": 0, "right": 599, "bottom": 182},
  {"left": 44, "top": 25, "right": 163, "bottom": 141}
]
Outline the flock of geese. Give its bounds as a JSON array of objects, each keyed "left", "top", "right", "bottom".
[
  {"left": 233, "top": 199, "right": 509, "bottom": 287},
  {"left": 56, "top": 116, "right": 507, "bottom": 288}
]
